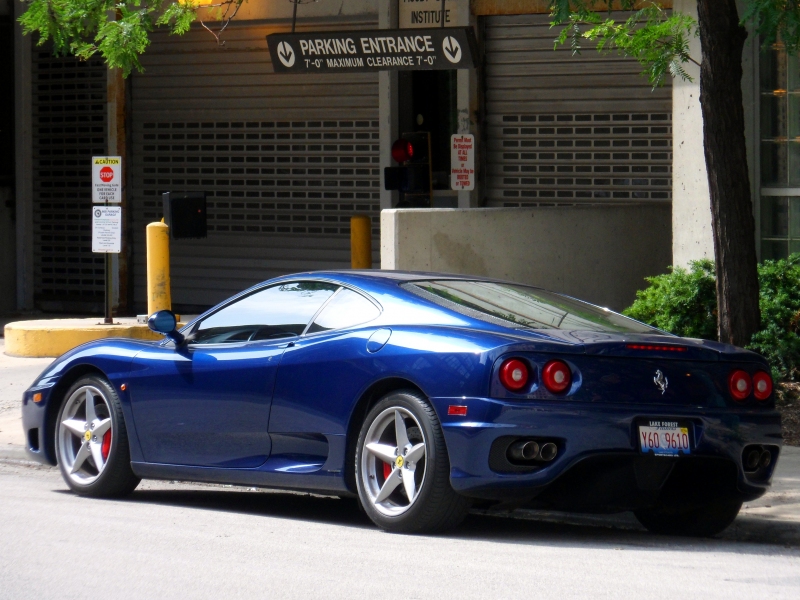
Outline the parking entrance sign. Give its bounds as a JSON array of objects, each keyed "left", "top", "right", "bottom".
[
  {"left": 92, "top": 156, "right": 122, "bottom": 203},
  {"left": 92, "top": 206, "right": 122, "bottom": 253}
]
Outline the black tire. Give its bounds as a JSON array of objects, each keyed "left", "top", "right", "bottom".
[
  {"left": 355, "top": 390, "right": 469, "bottom": 533},
  {"left": 634, "top": 496, "right": 742, "bottom": 537},
  {"left": 55, "top": 375, "right": 140, "bottom": 497}
]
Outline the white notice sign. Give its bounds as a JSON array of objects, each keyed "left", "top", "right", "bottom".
[
  {"left": 451, "top": 134, "right": 475, "bottom": 191},
  {"left": 399, "top": 0, "right": 455, "bottom": 29},
  {"left": 92, "top": 206, "right": 122, "bottom": 253},
  {"left": 92, "top": 156, "right": 122, "bottom": 203}
]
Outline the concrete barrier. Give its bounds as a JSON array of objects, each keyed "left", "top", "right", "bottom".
[
  {"left": 3, "top": 318, "right": 182, "bottom": 358},
  {"left": 380, "top": 204, "right": 672, "bottom": 312}
]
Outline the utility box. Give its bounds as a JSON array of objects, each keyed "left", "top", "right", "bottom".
[{"left": 162, "top": 192, "right": 207, "bottom": 239}]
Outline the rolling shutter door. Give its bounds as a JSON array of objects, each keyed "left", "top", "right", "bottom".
[
  {"left": 129, "top": 19, "right": 380, "bottom": 310},
  {"left": 31, "top": 49, "right": 107, "bottom": 310},
  {"left": 484, "top": 14, "right": 672, "bottom": 207}
]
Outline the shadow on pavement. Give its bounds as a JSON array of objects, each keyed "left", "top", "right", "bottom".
[{"left": 81, "top": 484, "right": 800, "bottom": 552}]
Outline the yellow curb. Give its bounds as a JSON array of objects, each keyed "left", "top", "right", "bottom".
[{"left": 3, "top": 319, "right": 184, "bottom": 358}]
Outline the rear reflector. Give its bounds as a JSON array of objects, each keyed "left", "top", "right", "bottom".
[
  {"left": 626, "top": 344, "right": 688, "bottom": 352},
  {"left": 448, "top": 405, "right": 468, "bottom": 416}
]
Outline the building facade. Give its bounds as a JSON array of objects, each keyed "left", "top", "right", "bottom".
[{"left": 8, "top": 0, "right": 782, "bottom": 316}]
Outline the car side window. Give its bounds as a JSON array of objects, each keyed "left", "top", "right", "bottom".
[
  {"left": 306, "top": 288, "right": 380, "bottom": 334},
  {"left": 192, "top": 281, "right": 339, "bottom": 344}
]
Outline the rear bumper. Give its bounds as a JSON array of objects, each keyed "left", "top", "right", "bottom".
[{"left": 431, "top": 396, "right": 783, "bottom": 506}]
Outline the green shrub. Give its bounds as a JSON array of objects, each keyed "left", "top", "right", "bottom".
[
  {"left": 624, "top": 254, "right": 800, "bottom": 382},
  {"left": 623, "top": 259, "right": 717, "bottom": 340},
  {"left": 748, "top": 254, "right": 800, "bottom": 382}
]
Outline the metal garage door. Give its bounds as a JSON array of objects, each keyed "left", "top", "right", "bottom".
[
  {"left": 484, "top": 14, "right": 672, "bottom": 207},
  {"left": 129, "top": 18, "right": 380, "bottom": 311},
  {"left": 31, "top": 49, "right": 107, "bottom": 311}
]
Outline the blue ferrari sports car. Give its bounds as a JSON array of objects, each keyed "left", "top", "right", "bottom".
[{"left": 21, "top": 271, "right": 782, "bottom": 535}]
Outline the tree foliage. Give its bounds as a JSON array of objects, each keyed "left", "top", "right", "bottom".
[
  {"left": 549, "top": 1, "right": 800, "bottom": 87},
  {"left": 18, "top": 0, "right": 245, "bottom": 75}
]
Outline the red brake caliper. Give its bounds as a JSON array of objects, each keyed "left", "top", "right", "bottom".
[
  {"left": 101, "top": 430, "right": 112, "bottom": 460},
  {"left": 383, "top": 461, "right": 392, "bottom": 480}
]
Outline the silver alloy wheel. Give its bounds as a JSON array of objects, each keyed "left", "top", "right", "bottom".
[
  {"left": 57, "top": 385, "right": 113, "bottom": 485},
  {"left": 360, "top": 406, "right": 427, "bottom": 517}
]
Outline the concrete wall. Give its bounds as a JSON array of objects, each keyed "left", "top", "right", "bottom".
[{"left": 381, "top": 205, "right": 672, "bottom": 312}]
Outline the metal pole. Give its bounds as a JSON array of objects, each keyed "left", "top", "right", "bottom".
[
  {"left": 104, "top": 249, "right": 113, "bottom": 323},
  {"left": 292, "top": 0, "right": 298, "bottom": 33},
  {"left": 441, "top": 0, "right": 445, "bottom": 28}
]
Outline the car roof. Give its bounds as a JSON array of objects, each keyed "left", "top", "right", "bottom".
[{"left": 270, "top": 269, "right": 515, "bottom": 286}]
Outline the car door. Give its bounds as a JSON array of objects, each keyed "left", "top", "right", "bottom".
[
  {"left": 128, "top": 281, "right": 339, "bottom": 468},
  {"left": 269, "top": 287, "right": 383, "bottom": 457}
]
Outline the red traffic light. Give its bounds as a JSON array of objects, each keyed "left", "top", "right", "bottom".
[{"left": 391, "top": 139, "right": 414, "bottom": 163}]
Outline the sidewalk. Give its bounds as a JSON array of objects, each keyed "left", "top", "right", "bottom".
[{"left": 2, "top": 337, "right": 799, "bottom": 539}]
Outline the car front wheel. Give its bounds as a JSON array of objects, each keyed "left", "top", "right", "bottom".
[
  {"left": 56, "top": 375, "right": 140, "bottom": 497},
  {"left": 355, "top": 390, "right": 469, "bottom": 533}
]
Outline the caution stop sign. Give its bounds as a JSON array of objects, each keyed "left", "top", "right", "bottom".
[{"left": 92, "top": 156, "right": 122, "bottom": 203}]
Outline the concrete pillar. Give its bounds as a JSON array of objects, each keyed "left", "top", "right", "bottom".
[
  {"left": 14, "top": 0, "right": 34, "bottom": 311},
  {"left": 671, "top": 0, "right": 713, "bottom": 267},
  {"left": 379, "top": 1, "right": 399, "bottom": 210}
]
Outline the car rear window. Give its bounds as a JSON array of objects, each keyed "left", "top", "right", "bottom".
[{"left": 402, "top": 280, "right": 659, "bottom": 334}]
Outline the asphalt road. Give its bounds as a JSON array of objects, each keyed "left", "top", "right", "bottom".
[{"left": 1, "top": 460, "right": 799, "bottom": 599}]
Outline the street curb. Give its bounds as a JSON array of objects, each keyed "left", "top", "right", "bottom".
[{"left": 0, "top": 444, "right": 36, "bottom": 462}]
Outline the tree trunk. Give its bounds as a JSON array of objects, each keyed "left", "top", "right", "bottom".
[{"left": 696, "top": 0, "right": 761, "bottom": 346}]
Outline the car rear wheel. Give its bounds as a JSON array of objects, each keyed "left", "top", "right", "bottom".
[
  {"left": 355, "top": 390, "right": 469, "bottom": 533},
  {"left": 634, "top": 495, "right": 742, "bottom": 537},
  {"left": 56, "top": 375, "right": 140, "bottom": 497}
]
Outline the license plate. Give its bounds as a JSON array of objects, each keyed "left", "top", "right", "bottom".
[{"left": 638, "top": 421, "right": 691, "bottom": 456}]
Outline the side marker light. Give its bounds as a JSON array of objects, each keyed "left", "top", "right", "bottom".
[
  {"left": 120, "top": 384, "right": 127, "bottom": 391},
  {"left": 448, "top": 405, "right": 468, "bottom": 416},
  {"left": 33, "top": 393, "right": 42, "bottom": 403}
]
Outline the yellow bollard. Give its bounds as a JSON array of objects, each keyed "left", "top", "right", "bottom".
[
  {"left": 350, "top": 215, "right": 372, "bottom": 269},
  {"left": 146, "top": 220, "right": 171, "bottom": 315}
]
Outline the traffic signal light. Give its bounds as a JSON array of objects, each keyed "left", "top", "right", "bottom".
[
  {"left": 162, "top": 192, "right": 207, "bottom": 239},
  {"left": 384, "top": 132, "right": 432, "bottom": 206}
]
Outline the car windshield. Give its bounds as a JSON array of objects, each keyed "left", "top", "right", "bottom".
[{"left": 403, "top": 280, "right": 660, "bottom": 334}]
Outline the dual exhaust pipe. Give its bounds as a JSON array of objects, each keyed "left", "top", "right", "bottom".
[
  {"left": 743, "top": 445, "right": 773, "bottom": 472},
  {"left": 507, "top": 440, "right": 558, "bottom": 463}
]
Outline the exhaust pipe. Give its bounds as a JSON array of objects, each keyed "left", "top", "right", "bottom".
[
  {"left": 744, "top": 447, "right": 762, "bottom": 471},
  {"left": 538, "top": 442, "right": 558, "bottom": 462},
  {"left": 508, "top": 440, "right": 539, "bottom": 461},
  {"left": 759, "top": 449, "right": 772, "bottom": 470}
]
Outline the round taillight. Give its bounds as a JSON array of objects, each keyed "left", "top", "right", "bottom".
[
  {"left": 499, "top": 358, "right": 529, "bottom": 392},
  {"left": 753, "top": 371, "right": 773, "bottom": 401},
  {"left": 542, "top": 360, "right": 572, "bottom": 394},
  {"left": 391, "top": 139, "right": 414, "bottom": 163},
  {"left": 729, "top": 369, "right": 752, "bottom": 401}
]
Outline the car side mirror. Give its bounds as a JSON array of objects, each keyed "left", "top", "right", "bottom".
[{"left": 147, "top": 310, "right": 185, "bottom": 345}]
